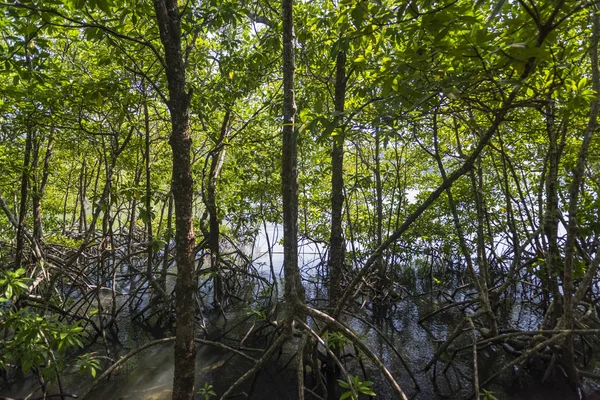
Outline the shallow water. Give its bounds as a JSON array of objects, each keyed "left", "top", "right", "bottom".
[
  {"left": 3, "top": 234, "right": 600, "bottom": 399},
  {"left": 3, "top": 289, "right": 596, "bottom": 400}
]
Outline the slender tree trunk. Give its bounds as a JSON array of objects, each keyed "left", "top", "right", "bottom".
[
  {"left": 32, "top": 129, "right": 55, "bottom": 243},
  {"left": 144, "top": 87, "right": 155, "bottom": 295},
  {"left": 128, "top": 165, "right": 142, "bottom": 309},
  {"left": 206, "top": 111, "right": 230, "bottom": 310},
  {"left": 328, "top": 49, "right": 347, "bottom": 306},
  {"left": 62, "top": 167, "right": 73, "bottom": 235},
  {"left": 543, "top": 101, "right": 563, "bottom": 324},
  {"left": 78, "top": 159, "right": 89, "bottom": 234},
  {"left": 128, "top": 166, "right": 142, "bottom": 257},
  {"left": 374, "top": 127, "right": 385, "bottom": 283},
  {"left": 560, "top": 5, "right": 600, "bottom": 387},
  {"left": 162, "top": 192, "right": 173, "bottom": 293},
  {"left": 101, "top": 143, "right": 112, "bottom": 246},
  {"left": 152, "top": 1, "right": 197, "bottom": 399},
  {"left": 15, "top": 129, "right": 34, "bottom": 269},
  {"left": 282, "top": 0, "right": 305, "bottom": 325}
]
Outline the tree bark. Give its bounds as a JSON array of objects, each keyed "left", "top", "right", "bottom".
[
  {"left": 15, "top": 129, "right": 34, "bottom": 269},
  {"left": 205, "top": 111, "right": 230, "bottom": 310},
  {"left": 152, "top": 1, "right": 197, "bottom": 399},
  {"left": 32, "top": 129, "right": 55, "bottom": 243},
  {"left": 162, "top": 192, "right": 173, "bottom": 293},
  {"left": 282, "top": 0, "right": 305, "bottom": 325},
  {"left": 559, "top": 5, "right": 600, "bottom": 387},
  {"left": 78, "top": 159, "right": 89, "bottom": 234},
  {"left": 374, "top": 127, "right": 386, "bottom": 290},
  {"left": 328, "top": 49, "right": 347, "bottom": 306},
  {"left": 143, "top": 86, "right": 155, "bottom": 297},
  {"left": 543, "top": 101, "right": 563, "bottom": 324}
]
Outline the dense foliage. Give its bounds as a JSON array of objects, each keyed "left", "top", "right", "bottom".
[{"left": 0, "top": 0, "right": 599, "bottom": 399}]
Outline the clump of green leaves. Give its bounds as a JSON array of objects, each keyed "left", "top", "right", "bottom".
[
  {"left": 0, "top": 267, "right": 30, "bottom": 301},
  {"left": 1, "top": 309, "right": 85, "bottom": 373},
  {"left": 245, "top": 306, "right": 266, "bottom": 320},
  {"left": 324, "top": 331, "right": 348, "bottom": 351},
  {"left": 76, "top": 353, "right": 101, "bottom": 378},
  {"left": 338, "top": 375, "right": 376, "bottom": 400},
  {"left": 0, "top": 268, "right": 87, "bottom": 379},
  {"left": 197, "top": 382, "right": 217, "bottom": 400}
]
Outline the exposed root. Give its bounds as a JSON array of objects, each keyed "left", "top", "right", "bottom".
[
  {"left": 218, "top": 332, "right": 288, "bottom": 400},
  {"left": 302, "top": 305, "right": 409, "bottom": 400}
]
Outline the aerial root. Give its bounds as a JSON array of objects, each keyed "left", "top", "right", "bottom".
[
  {"left": 297, "top": 333, "right": 308, "bottom": 400},
  {"left": 295, "top": 319, "right": 357, "bottom": 400},
  {"left": 340, "top": 309, "right": 420, "bottom": 390},
  {"left": 302, "top": 304, "right": 409, "bottom": 400},
  {"left": 467, "top": 316, "right": 479, "bottom": 400},
  {"left": 426, "top": 316, "right": 470, "bottom": 372},
  {"left": 218, "top": 331, "right": 288, "bottom": 400},
  {"left": 469, "top": 333, "right": 566, "bottom": 398}
]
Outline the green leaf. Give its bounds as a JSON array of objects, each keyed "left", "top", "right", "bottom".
[
  {"left": 337, "top": 379, "right": 349, "bottom": 389},
  {"left": 351, "top": 3, "right": 365, "bottom": 28},
  {"left": 323, "top": 119, "right": 337, "bottom": 137},
  {"left": 96, "top": 0, "right": 111, "bottom": 15},
  {"left": 339, "top": 392, "right": 353, "bottom": 400},
  {"left": 299, "top": 108, "right": 310, "bottom": 121},
  {"left": 16, "top": 281, "right": 29, "bottom": 290},
  {"left": 354, "top": 55, "right": 366, "bottom": 64}
]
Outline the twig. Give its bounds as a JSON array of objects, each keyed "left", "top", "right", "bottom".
[{"left": 195, "top": 338, "right": 256, "bottom": 363}]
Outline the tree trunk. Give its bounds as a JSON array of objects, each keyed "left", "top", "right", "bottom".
[
  {"left": 328, "top": 49, "right": 347, "bottom": 306},
  {"left": 15, "top": 129, "right": 33, "bottom": 269},
  {"left": 560, "top": 6, "right": 600, "bottom": 387},
  {"left": 162, "top": 192, "right": 173, "bottom": 293},
  {"left": 152, "top": 1, "right": 197, "bottom": 399},
  {"left": 543, "top": 101, "right": 563, "bottom": 324},
  {"left": 32, "top": 129, "right": 56, "bottom": 243},
  {"left": 62, "top": 167, "right": 73, "bottom": 235},
  {"left": 144, "top": 87, "right": 155, "bottom": 297},
  {"left": 78, "top": 159, "right": 89, "bottom": 234},
  {"left": 374, "top": 127, "right": 385, "bottom": 279},
  {"left": 206, "top": 111, "right": 230, "bottom": 310},
  {"left": 282, "top": 0, "right": 305, "bottom": 325}
]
